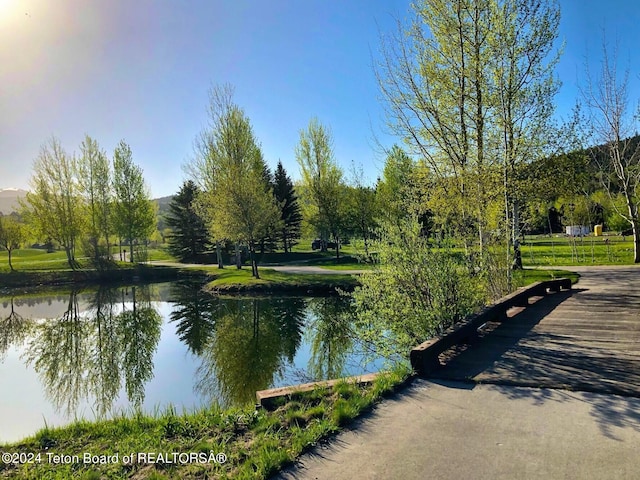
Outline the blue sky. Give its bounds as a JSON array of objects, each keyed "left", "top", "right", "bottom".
[{"left": 1, "top": 0, "right": 639, "bottom": 198}]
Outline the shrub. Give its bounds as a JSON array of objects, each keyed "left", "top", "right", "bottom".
[{"left": 351, "top": 218, "right": 483, "bottom": 358}]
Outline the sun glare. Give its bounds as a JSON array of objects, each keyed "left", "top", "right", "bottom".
[
  {"left": 0, "top": 0, "right": 26, "bottom": 31},
  {"left": 0, "top": 0, "right": 16, "bottom": 21},
  {"left": 0, "top": 0, "right": 12, "bottom": 14}
]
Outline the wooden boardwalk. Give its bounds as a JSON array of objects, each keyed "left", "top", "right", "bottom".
[
  {"left": 432, "top": 266, "right": 640, "bottom": 396},
  {"left": 277, "top": 266, "right": 640, "bottom": 480}
]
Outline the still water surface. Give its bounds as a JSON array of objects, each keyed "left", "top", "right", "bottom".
[{"left": 0, "top": 280, "right": 381, "bottom": 443}]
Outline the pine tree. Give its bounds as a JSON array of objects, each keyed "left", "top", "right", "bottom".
[
  {"left": 273, "top": 161, "right": 302, "bottom": 253},
  {"left": 166, "top": 181, "right": 210, "bottom": 262},
  {"left": 258, "top": 164, "right": 278, "bottom": 254}
]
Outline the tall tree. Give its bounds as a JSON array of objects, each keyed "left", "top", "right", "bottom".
[
  {"left": 0, "top": 215, "right": 24, "bottom": 271},
  {"left": 112, "top": 140, "right": 156, "bottom": 263},
  {"left": 582, "top": 42, "right": 640, "bottom": 263},
  {"left": 346, "top": 162, "right": 378, "bottom": 258},
  {"left": 295, "top": 118, "right": 345, "bottom": 259},
  {"left": 272, "top": 161, "right": 302, "bottom": 253},
  {"left": 23, "top": 137, "right": 85, "bottom": 268},
  {"left": 377, "top": 0, "right": 495, "bottom": 250},
  {"left": 191, "top": 85, "right": 280, "bottom": 278},
  {"left": 376, "top": 145, "right": 415, "bottom": 224},
  {"left": 78, "top": 134, "right": 112, "bottom": 264},
  {"left": 491, "top": 0, "right": 561, "bottom": 269},
  {"left": 166, "top": 180, "right": 210, "bottom": 262},
  {"left": 377, "top": 0, "right": 561, "bottom": 272}
]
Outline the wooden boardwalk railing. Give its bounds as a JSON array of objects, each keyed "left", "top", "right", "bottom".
[{"left": 410, "top": 278, "right": 572, "bottom": 376}]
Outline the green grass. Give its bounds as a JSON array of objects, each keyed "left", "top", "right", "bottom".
[
  {"left": 254, "top": 251, "right": 332, "bottom": 264},
  {"left": 206, "top": 267, "right": 359, "bottom": 292},
  {"left": 0, "top": 249, "right": 76, "bottom": 273},
  {"left": 0, "top": 366, "right": 412, "bottom": 480},
  {"left": 316, "top": 262, "right": 374, "bottom": 271},
  {"left": 513, "top": 268, "right": 580, "bottom": 287},
  {"left": 146, "top": 247, "right": 176, "bottom": 262},
  {"left": 521, "top": 234, "right": 635, "bottom": 266}
]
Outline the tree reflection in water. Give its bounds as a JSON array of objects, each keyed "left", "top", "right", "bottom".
[
  {"left": 3, "top": 282, "right": 369, "bottom": 422},
  {"left": 20, "top": 286, "right": 161, "bottom": 417},
  {"left": 117, "top": 286, "right": 162, "bottom": 406},
  {"left": 168, "top": 279, "right": 218, "bottom": 355},
  {"left": 193, "top": 297, "right": 305, "bottom": 406},
  {"left": 305, "top": 297, "right": 354, "bottom": 381},
  {"left": 0, "top": 297, "right": 35, "bottom": 361}
]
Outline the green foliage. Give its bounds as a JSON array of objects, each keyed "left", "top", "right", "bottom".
[
  {"left": 604, "top": 194, "right": 631, "bottom": 233},
  {"left": 165, "top": 180, "right": 210, "bottom": 262},
  {"left": 23, "top": 137, "right": 86, "bottom": 268},
  {"left": 0, "top": 215, "right": 24, "bottom": 271},
  {"left": 272, "top": 160, "right": 303, "bottom": 253},
  {"left": 378, "top": 0, "right": 561, "bottom": 269},
  {"left": 344, "top": 162, "right": 378, "bottom": 258},
  {"left": 523, "top": 150, "right": 596, "bottom": 204},
  {"left": 77, "top": 135, "right": 112, "bottom": 264},
  {"left": 351, "top": 218, "right": 483, "bottom": 358},
  {"left": 376, "top": 145, "right": 416, "bottom": 223},
  {"left": 296, "top": 118, "right": 346, "bottom": 257},
  {"left": 193, "top": 85, "right": 280, "bottom": 277},
  {"left": 112, "top": 140, "right": 157, "bottom": 263},
  {"left": 582, "top": 42, "right": 640, "bottom": 263}
]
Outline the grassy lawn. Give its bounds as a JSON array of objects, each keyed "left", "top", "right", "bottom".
[
  {"left": 254, "top": 250, "right": 332, "bottom": 264},
  {"left": 0, "top": 254, "right": 581, "bottom": 479},
  {"left": 206, "top": 267, "right": 359, "bottom": 292},
  {"left": 0, "top": 249, "right": 74, "bottom": 273},
  {"left": 0, "top": 368, "right": 411, "bottom": 480},
  {"left": 0, "top": 247, "right": 173, "bottom": 273},
  {"left": 521, "top": 234, "right": 635, "bottom": 266},
  {"left": 2, "top": 235, "right": 637, "bottom": 275},
  {"left": 514, "top": 267, "right": 580, "bottom": 287},
  {"left": 315, "top": 263, "right": 374, "bottom": 270}
]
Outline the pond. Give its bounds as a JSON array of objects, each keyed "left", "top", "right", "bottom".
[{"left": 0, "top": 280, "right": 383, "bottom": 443}]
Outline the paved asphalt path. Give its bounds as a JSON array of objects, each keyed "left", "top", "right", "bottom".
[
  {"left": 275, "top": 266, "right": 640, "bottom": 480},
  {"left": 147, "top": 260, "right": 366, "bottom": 275}
]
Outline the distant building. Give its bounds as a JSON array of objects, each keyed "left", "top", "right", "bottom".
[{"left": 565, "top": 225, "right": 590, "bottom": 236}]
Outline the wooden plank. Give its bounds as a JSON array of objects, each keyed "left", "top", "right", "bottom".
[
  {"left": 256, "top": 373, "right": 380, "bottom": 410},
  {"left": 429, "top": 269, "right": 640, "bottom": 396}
]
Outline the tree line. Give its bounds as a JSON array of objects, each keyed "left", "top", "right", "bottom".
[
  {"left": 0, "top": 135, "right": 156, "bottom": 270},
  {"left": 169, "top": 85, "right": 396, "bottom": 277},
  {"left": 5, "top": 0, "right": 640, "bottom": 284},
  {"left": 350, "top": 0, "right": 640, "bottom": 360}
]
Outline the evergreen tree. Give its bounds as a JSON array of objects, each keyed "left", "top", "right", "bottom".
[
  {"left": 273, "top": 161, "right": 302, "bottom": 253},
  {"left": 166, "top": 181, "right": 210, "bottom": 262},
  {"left": 258, "top": 164, "right": 279, "bottom": 254}
]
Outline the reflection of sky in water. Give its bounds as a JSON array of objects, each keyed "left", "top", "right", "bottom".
[
  {"left": 110, "top": 302, "right": 202, "bottom": 415},
  {"left": 0, "top": 286, "right": 384, "bottom": 444}
]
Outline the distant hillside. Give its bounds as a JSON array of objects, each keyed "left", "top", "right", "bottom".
[
  {"left": 0, "top": 188, "right": 28, "bottom": 215},
  {"left": 154, "top": 195, "right": 174, "bottom": 231},
  {"left": 0, "top": 190, "right": 173, "bottom": 223}
]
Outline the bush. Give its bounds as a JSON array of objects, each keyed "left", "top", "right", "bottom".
[{"left": 350, "top": 218, "right": 483, "bottom": 358}]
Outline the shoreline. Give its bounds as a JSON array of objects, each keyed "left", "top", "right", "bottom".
[{"left": 0, "top": 265, "right": 361, "bottom": 297}]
